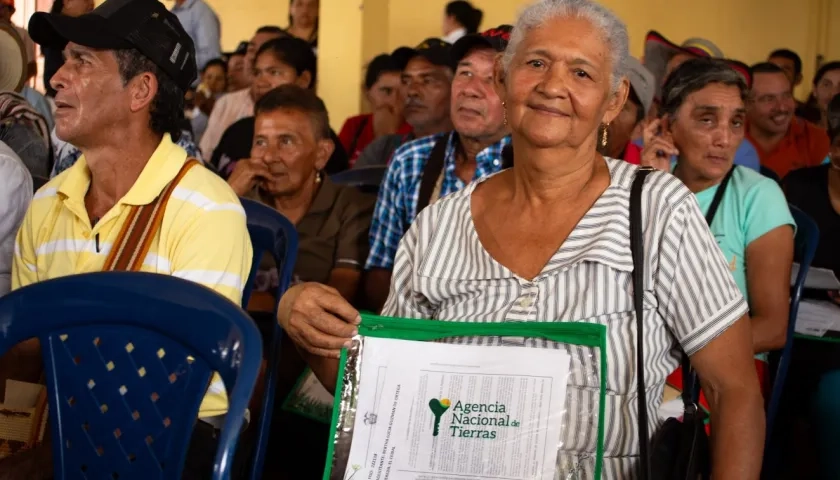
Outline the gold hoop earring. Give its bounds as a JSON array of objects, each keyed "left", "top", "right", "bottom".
[
  {"left": 601, "top": 123, "right": 609, "bottom": 147},
  {"left": 503, "top": 101, "right": 507, "bottom": 126}
]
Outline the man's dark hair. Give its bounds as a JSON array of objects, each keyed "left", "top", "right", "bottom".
[
  {"left": 749, "top": 62, "right": 791, "bottom": 92},
  {"left": 254, "top": 84, "right": 330, "bottom": 140},
  {"left": 256, "top": 25, "right": 287, "bottom": 37},
  {"left": 769, "top": 49, "right": 803, "bottom": 76},
  {"left": 256, "top": 37, "right": 317, "bottom": 88},
  {"left": 660, "top": 57, "right": 748, "bottom": 118},
  {"left": 202, "top": 58, "right": 227, "bottom": 74},
  {"left": 750, "top": 61, "right": 787, "bottom": 77},
  {"left": 445, "top": 1, "right": 483, "bottom": 34},
  {"left": 114, "top": 48, "right": 184, "bottom": 140},
  {"left": 364, "top": 54, "right": 402, "bottom": 90}
]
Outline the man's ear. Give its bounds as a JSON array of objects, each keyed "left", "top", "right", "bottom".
[
  {"left": 314, "top": 137, "right": 335, "bottom": 171},
  {"left": 297, "top": 70, "right": 313, "bottom": 89},
  {"left": 129, "top": 72, "right": 158, "bottom": 113},
  {"left": 602, "top": 77, "right": 630, "bottom": 125},
  {"left": 493, "top": 54, "right": 507, "bottom": 105}
]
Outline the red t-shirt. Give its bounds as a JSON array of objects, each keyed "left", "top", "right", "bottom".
[
  {"left": 747, "top": 118, "right": 830, "bottom": 178},
  {"left": 622, "top": 141, "right": 642, "bottom": 164},
  {"left": 338, "top": 114, "right": 412, "bottom": 167}
]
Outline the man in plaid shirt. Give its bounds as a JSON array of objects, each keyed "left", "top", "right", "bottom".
[{"left": 364, "top": 26, "right": 513, "bottom": 310}]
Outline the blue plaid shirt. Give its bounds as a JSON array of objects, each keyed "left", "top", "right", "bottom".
[{"left": 366, "top": 132, "right": 510, "bottom": 270}]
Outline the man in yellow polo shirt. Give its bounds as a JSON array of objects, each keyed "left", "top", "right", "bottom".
[{"left": 6, "top": 0, "right": 252, "bottom": 477}]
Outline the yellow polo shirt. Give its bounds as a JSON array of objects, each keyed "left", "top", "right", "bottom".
[{"left": 11, "top": 135, "right": 253, "bottom": 418}]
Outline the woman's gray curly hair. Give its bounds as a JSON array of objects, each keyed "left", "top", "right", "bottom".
[{"left": 501, "top": 0, "right": 630, "bottom": 93}]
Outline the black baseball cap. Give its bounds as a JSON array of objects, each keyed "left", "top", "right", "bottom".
[
  {"left": 28, "top": 0, "right": 197, "bottom": 92},
  {"left": 451, "top": 25, "right": 513, "bottom": 64},
  {"left": 394, "top": 38, "right": 454, "bottom": 71}
]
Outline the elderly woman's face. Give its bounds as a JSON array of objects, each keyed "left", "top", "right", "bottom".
[
  {"left": 669, "top": 83, "right": 745, "bottom": 182},
  {"left": 501, "top": 16, "right": 626, "bottom": 149},
  {"left": 251, "top": 108, "right": 331, "bottom": 196}
]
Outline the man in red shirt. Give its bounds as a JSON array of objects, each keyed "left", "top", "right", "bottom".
[{"left": 747, "top": 62, "right": 829, "bottom": 178}]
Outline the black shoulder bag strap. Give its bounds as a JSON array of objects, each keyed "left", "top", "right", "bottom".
[
  {"left": 631, "top": 166, "right": 655, "bottom": 480},
  {"left": 633, "top": 165, "right": 736, "bottom": 480},
  {"left": 682, "top": 164, "right": 737, "bottom": 400},
  {"left": 347, "top": 116, "right": 370, "bottom": 158},
  {"left": 416, "top": 134, "right": 450, "bottom": 214}
]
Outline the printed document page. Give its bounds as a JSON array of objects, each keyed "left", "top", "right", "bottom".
[{"left": 343, "top": 337, "right": 571, "bottom": 480}]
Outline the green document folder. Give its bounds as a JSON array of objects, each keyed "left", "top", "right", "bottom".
[{"left": 322, "top": 314, "right": 610, "bottom": 480}]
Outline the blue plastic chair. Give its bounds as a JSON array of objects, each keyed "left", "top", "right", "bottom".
[
  {"left": 330, "top": 166, "right": 387, "bottom": 194},
  {"left": 238, "top": 198, "right": 299, "bottom": 480},
  {"left": 762, "top": 205, "right": 819, "bottom": 475},
  {"left": 0, "top": 272, "right": 262, "bottom": 480}
]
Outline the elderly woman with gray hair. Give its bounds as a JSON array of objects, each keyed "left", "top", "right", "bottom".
[{"left": 276, "top": 0, "right": 764, "bottom": 477}]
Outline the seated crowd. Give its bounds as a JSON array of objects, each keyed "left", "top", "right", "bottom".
[{"left": 1, "top": 0, "right": 840, "bottom": 477}]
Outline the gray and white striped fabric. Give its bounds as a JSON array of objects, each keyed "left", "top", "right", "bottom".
[{"left": 381, "top": 158, "right": 748, "bottom": 479}]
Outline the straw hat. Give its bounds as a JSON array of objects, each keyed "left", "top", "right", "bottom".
[{"left": 0, "top": 22, "right": 26, "bottom": 93}]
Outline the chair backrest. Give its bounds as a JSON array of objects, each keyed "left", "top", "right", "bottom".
[
  {"left": 788, "top": 205, "right": 820, "bottom": 343},
  {"left": 330, "top": 166, "right": 387, "bottom": 195},
  {"left": 239, "top": 198, "right": 299, "bottom": 307},
  {"left": 237, "top": 197, "right": 298, "bottom": 480},
  {"left": 0, "top": 272, "right": 262, "bottom": 480},
  {"left": 760, "top": 165, "right": 782, "bottom": 185},
  {"left": 764, "top": 205, "right": 820, "bottom": 457}
]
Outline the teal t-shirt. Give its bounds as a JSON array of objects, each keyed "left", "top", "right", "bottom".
[{"left": 678, "top": 165, "right": 795, "bottom": 304}]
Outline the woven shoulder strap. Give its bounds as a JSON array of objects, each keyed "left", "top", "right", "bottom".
[{"left": 103, "top": 158, "right": 201, "bottom": 272}]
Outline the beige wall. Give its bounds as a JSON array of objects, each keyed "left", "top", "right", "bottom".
[{"left": 204, "top": 0, "right": 289, "bottom": 51}]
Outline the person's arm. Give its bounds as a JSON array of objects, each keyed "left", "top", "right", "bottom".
[
  {"left": 744, "top": 178, "right": 796, "bottom": 352},
  {"left": 276, "top": 282, "right": 359, "bottom": 393},
  {"left": 167, "top": 185, "right": 253, "bottom": 305},
  {"left": 690, "top": 316, "right": 765, "bottom": 480},
  {"left": 3, "top": 166, "right": 39, "bottom": 398},
  {"left": 656, "top": 195, "right": 762, "bottom": 479},
  {"left": 1, "top": 153, "right": 33, "bottom": 294},
  {"left": 746, "top": 226, "right": 793, "bottom": 352},
  {"left": 363, "top": 151, "right": 408, "bottom": 311}
]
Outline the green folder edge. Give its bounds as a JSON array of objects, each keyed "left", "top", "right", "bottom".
[{"left": 322, "top": 313, "right": 609, "bottom": 480}]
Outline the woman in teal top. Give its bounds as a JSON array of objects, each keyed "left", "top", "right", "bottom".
[{"left": 642, "top": 58, "right": 796, "bottom": 400}]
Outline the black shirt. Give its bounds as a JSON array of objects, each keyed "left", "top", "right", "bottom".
[
  {"left": 210, "top": 116, "right": 347, "bottom": 178},
  {"left": 784, "top": 164, "right": 840, "bottom": 276}
]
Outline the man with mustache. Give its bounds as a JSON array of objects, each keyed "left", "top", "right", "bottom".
[
  {"left": 747, "top": 62, "right": 830, "bottom": 178},
  {"left": 364, "top": 26, "right": 512, "bottom": 311},
  {"left": 352, "top": 39, "right": 455, "bottom": 169}
]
